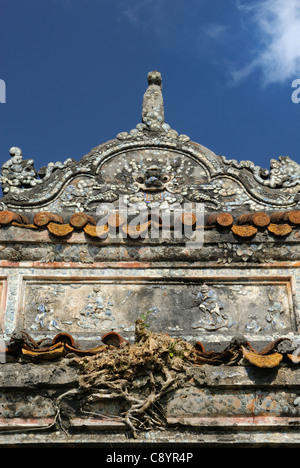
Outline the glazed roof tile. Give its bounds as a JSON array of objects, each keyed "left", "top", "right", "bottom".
[
  {"left": 0, "top": 209, "right": 299, "bottom": 239},
  {"left": 2, "top": 329, "right": 299, "bottom": 368}
]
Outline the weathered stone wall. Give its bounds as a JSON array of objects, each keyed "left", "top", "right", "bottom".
[{"left": 1, "top": 362, "right": 300, "bottom": 447}]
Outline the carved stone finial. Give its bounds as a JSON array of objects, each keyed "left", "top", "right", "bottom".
[
  {"left": 142, "top": 70, "right": 164, "bottom": 130},
  {"left": 117, "top": 71, "right": 190, "bottom": 143},
  {"left": 147, "top": 70, "right": 162, "bottom": 88}
]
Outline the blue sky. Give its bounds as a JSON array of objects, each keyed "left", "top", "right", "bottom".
[{"left": 0, "top": 0, "right": 300, "bottom": 175}]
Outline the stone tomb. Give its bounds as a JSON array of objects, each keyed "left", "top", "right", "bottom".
[{"left": 0, "top": 71, "right": 300, "bottom": 447}]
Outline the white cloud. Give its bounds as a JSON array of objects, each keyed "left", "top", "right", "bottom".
[
  {"left": 232, "top": 0, "right": 300, "bottom": 85},
  {"left": 120, "top": 0, "right": 153, "bottom": 26},
  {"left": 203, "top": 23, "right": 228, "bottom": 41}
]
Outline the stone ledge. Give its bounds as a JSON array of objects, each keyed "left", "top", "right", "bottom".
[
  {"left": 0, "top": 428, "right": 300, "bottom": 447},
  {"left": 2, "top": 362, "right": 300, "bottom": 388},
  {"left": 0, "top": 362, "right": 79, "bottom": 388}
]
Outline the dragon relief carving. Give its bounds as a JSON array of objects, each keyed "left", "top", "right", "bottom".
[
  {"left": 266, "top": 156, "right": 300, "bottom": 188},
  {"left": 0, "top": 147, "right": 40, "bottom": 193},
  {"left": 221, "top": 155, "right": 300, "bottom": 189},
  {"left": 0, "top": 147, "right": 77, "bottom": 196},
  {"left": 80, "top": 154, "right": 222, "bottom": 212}
]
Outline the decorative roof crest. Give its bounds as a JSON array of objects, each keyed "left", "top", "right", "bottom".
[{"left": 0, "top": 71, "right": 299, "bottom": 214}]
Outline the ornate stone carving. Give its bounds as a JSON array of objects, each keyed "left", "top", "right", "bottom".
[
  {"left": 192, "top": 284, "right": 232, "bottom": 331},
  {"left": 221, "top": 155, "right": 300, "bottom": 189},
  {"left": 0, "top": 147, "right": 40, "bottom": 193},
  {"left": 267, "top": 156, "right": 300, "bottom": 188},
  {"left": 18, "top": 273, "right": 295, "bottom": 338}
]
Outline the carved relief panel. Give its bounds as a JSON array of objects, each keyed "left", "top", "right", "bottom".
[{"left": 14, "top": 270, "right": 296, "bottom": 341}]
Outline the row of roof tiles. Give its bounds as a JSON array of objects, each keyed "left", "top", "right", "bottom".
[
  {"left": 0, "top": 209, "right": 299, "bottom": 239},
  {"left": 2, "top": 330, "right": 300, "bottom": 368}
]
